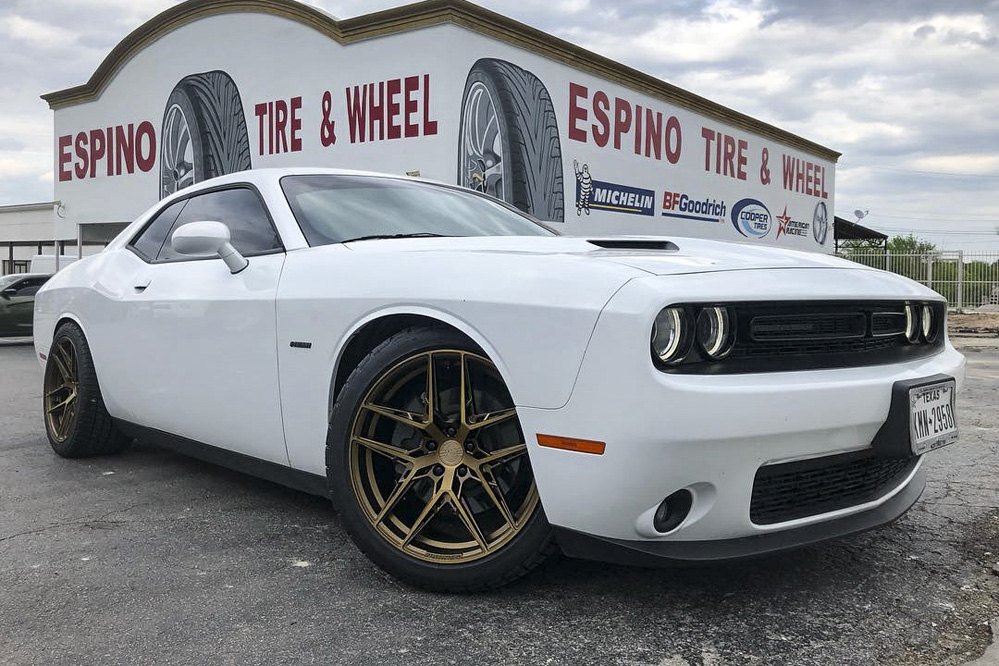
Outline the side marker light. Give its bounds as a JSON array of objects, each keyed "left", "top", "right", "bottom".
[{"left": 537, "top": 434, "right": 606, "bottom": 455}]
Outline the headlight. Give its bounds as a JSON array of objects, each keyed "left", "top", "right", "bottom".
[
  {"left": 651, "top": 307, "right": 691, "bottom": 365},
  {"left": 904, "top": 304, "right": 920, "bottom": 343},
  {"left": 921, "top": 305, "right": 938, "bottom": 342},
  {"left": 695, "top": 306, "right": 735, "bottom": 359}
]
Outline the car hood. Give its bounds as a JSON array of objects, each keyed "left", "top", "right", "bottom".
[{"left": 341, "top": 235, "right": 861, "bottom": 276}]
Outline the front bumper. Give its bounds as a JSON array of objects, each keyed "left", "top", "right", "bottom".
[
  {"left": 554, "top": 468, "right": 925, "bottom": 566},
  {"left": 514, "top": 270, "right": 966, "bottom": 559}
]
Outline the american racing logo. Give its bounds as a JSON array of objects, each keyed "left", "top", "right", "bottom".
[
  {"left": 775, "top": 205, "right": 810, "bottom": 239},
  {"left": 661, "top": 191, "right": 726, "bottom": 223},
  {"left": 731, "top": 198, "right": 772, "bottom": 238},
  {"left": 574, "top": 161, "right": 655, "bottom": 217}
]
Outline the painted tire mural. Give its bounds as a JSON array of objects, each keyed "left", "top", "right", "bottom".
[
  {"left": 159, "top": 70, "right": 252, "bottom": 199},
  {"left": 458, "top": 59, "right": 564, "bottom": 224}
]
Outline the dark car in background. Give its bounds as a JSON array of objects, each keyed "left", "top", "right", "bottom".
[{"left": 0, "top": 274, "right": 51, "bottom": 338}]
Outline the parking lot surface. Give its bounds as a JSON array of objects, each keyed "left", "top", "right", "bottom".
[{"left": 1, "top": 340, "right": 997, "bottom": 666}]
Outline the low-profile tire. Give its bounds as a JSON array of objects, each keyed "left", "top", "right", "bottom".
[
  {"left": 160, "top": 70, "right": 252, "bottom": 199},
  {"left": 328, "top": 326, "right": 555, "bottom": 592},
  {"left": 458, "top": 58, "right": 565, "bottom": 224},
  {"left": 43, "top": 322, "right": 130, "bottom": 458}
]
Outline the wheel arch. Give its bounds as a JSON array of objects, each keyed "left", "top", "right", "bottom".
[
  {"left": 36, "top": 312, "right": 89, "bottom": 359},
  {"left": 328, "top": 307, "right": 514, "bottom": 417}
]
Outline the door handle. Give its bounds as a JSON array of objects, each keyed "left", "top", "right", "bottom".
[{"left": 133, "top": 279, "right": 151, "bottom": 293}]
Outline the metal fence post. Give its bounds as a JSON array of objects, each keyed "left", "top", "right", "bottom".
[
  {"left": 885, "top": 250, "right": 892, "bottom": 273},
  {"left": 957, "top": 251, "right": 964, "bottom": 309},
  {"left": 927, "top": 254, "right": 933, "bottom": 290}
]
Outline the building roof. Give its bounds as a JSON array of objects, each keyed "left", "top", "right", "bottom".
[
  {"left": 834, "top": 216, "right": 888, "bottom": 242},
  {"left": 40, "top": 0, "right": 839, "bottom": 162},
  {"left": 0, "top": 201, "right": 58, "bottom": 214}
]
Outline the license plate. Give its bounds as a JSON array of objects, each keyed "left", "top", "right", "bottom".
[{"left": 909, "top": 380, "right": 958, "bottom": 455}]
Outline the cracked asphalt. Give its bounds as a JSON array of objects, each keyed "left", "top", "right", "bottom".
[{"left": 1, "top": 340, "right": 997, "bottom": 666}]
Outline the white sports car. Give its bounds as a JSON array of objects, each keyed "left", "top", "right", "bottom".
[{"left": 34, "top": 168, "right": 964, "bottom": 591}]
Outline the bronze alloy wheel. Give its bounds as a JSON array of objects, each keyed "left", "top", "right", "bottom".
[
  {"left": 44, "top": 337, "right": 80, "bottom": 443},
  {"left": 348, "top": 349, "right": 539, "bottom": 564}
]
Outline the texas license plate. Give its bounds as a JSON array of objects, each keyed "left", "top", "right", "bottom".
[{"left": 909, "top": 380, "right": 958, "bottom": 455}]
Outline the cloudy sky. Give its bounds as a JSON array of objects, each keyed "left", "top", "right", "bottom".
[{"left": 2, "top": 0, "right": 998, "bottom": 250}]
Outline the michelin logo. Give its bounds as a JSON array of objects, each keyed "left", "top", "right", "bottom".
[{"left": 574, "top": 161, "right": 655, "bottom": 217}]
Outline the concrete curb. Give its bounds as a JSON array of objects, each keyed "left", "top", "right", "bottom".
[
  {"left": 963, "top": 619, "right": 999, "bottom": 666},
  {"left": 951, "top": 337, "right": 999, "bottom": 351}
]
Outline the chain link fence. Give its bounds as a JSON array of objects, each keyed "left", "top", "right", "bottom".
[{"left": 835, "top": 250, "right": 999, "bottom": 309}]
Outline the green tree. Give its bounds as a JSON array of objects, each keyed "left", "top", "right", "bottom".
[{"left": 886, "top": 234, "right": 936, "bottom": 254}]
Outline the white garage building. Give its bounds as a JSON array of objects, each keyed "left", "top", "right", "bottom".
[{"left": 16, "top": 0, "right": 839, "bottom": 275}]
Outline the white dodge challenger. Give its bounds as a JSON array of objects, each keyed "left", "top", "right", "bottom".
[{"left": 34, "top": 168, "right": 964, "bottom": 591}]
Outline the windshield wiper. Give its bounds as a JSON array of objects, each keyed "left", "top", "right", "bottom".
[{"left": 341, "top": 233, "right": 451, "bottom": 243}]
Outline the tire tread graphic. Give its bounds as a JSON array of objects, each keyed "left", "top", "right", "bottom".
[
  {"left": 459, "top": 59, "right": 565, "bottom": 223},
  {"left": 184, "top": 72, "right": 252, "bottom": 180},
  {"left": 159, "top": 70, "right": 251, "bottom": 199}
]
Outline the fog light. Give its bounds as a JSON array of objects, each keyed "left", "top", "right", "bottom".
[{"left": 653, "top": 489, "right": 694, "bottom": 534}]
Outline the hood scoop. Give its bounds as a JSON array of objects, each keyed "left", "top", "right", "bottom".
[{"left": 587, "top": 239, "right": 679, "bottom": 252}]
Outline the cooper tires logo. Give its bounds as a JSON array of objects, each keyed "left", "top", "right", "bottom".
[
  {"left": 813, "top": 201, "right": 829, "bottom": 245},
  {"left": 731, "top": 198, "right": 772, "bottom": 238},
  {"left": 159, "top": 70, "right": 252, "bottom": 200}
]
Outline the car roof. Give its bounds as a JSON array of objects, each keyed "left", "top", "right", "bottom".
[
  {"left": 182, "top": 167, "right": 413, "bottom": 189},
  {"left": 4, "top": 273, "right": 50, "bottom": 280},
  {"left": 157, "top": 167, "right": 449, "bottom": 207}
]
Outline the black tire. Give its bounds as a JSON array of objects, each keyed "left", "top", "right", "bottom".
[
  {"left": 43, "top": 323, "right": 130, "bottom": 458},
  {"left": 159, "top": 70, "right": 252, "bottom": 199},
  {"left": 327, "top": 326, "right": 556, "bottom": 592},
  {"left": 458, "top": 58, "right": 565, "bottom": 223}
]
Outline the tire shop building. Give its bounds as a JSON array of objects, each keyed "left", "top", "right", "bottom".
[{"left": 39, "top": 0, "right": 839, "bottom": 259}]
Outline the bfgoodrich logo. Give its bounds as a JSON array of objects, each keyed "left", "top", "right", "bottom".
[
  {"left": 731, "top": 198, "right": 772, "bottom": 238},
  {"left": 661, "top": 191, "right": 726, "bottom": 223},
  {"left": 574, "top": 161, "right": 654, "bottom": 217}
]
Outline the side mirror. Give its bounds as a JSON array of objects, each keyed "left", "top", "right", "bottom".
[
  {"left": 0, "top": 287, "right": 14, "bottom": 299},
  {"left": 171, "top": 221, "right": 248, "bottom": 274}
]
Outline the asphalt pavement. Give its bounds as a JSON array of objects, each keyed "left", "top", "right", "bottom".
[{"left": 1, "top": 339, "right": 997, "bottom": 666}]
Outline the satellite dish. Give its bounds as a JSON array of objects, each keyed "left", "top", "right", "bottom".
[{"left": 854, "top": 209, "right": 869, "bottom": 221}]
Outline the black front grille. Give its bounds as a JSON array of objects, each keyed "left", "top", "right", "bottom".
[
  {"left": 751, "top": 313, "right": 867, "bottom": 341},
  {"left": 750, "top": 451, "right": 918, "bottom": 525},
  {"left": 668, "top": 300, "right": 944, "bottom": 374}
]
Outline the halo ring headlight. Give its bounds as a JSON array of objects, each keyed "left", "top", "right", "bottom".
[
  {"left": 921, "top": 304, "right": 937, "bottom": 342},
  {"left": 652, "top": 307, "right": 692, "bottom": 365},
  {"left": 904, "top": 304, "right": 920, "bottom": 343},
  {"left": 695, "top": 306, "right": 736, "bottom": 359}
]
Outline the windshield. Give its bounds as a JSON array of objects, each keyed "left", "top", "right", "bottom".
[
  {"left": 0, "top": 275, "right": 20, "bottom": 289},
  {"left": 280, "top": 175, "right": 556, "bottom": 245}
]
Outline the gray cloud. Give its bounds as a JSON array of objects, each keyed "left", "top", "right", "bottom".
[
  {"left": 0, "top": 138, "right": 26, "bottom": 151},
  {"left": 1, "top": 0, "right": 997, "bottom": 250},
  {"left": 760, "top": 0, "right": 999, "bottom": 27}
]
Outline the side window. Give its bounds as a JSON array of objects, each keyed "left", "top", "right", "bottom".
[
  {"left": 156, "top": 188, "right": 281, "bottom": 262},
  {"left": 14, "top": 278, "right": 47, "bottom": 296},
  {"left": 129, "top": 200, "right": 188, "bottom": 262}
]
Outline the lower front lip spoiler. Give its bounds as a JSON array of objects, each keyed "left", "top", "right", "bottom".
[{"left": 553, "top": 468, "right": 925, "bottom": 567}]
